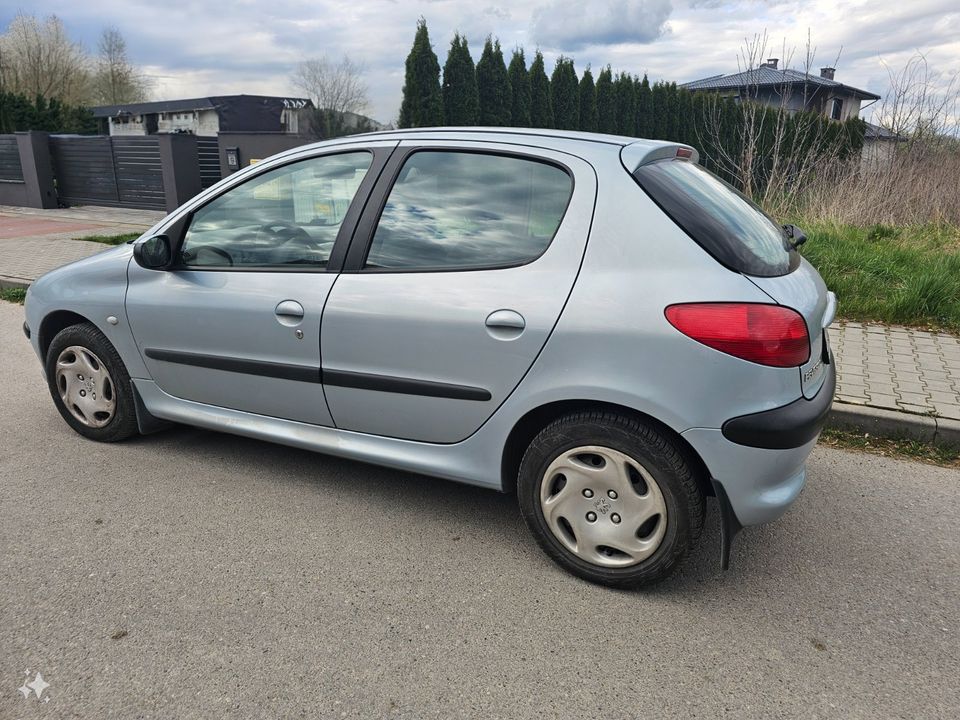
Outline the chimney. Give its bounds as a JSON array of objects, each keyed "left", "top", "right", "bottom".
[
  {"left": 764, "top": 58, "right": 779, "bottom": 69},
  {"left": 820, "top": 67, "right": 836, "bottom": 80}
]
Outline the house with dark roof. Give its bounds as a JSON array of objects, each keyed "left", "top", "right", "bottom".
[
  {"left": 91, "top": 95, "right": 313, "bottom": 137},
  {"left": 682, "top": 58, "right": 880, "bottom": 122}
]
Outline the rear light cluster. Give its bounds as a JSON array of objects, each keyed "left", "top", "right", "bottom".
[{"left": 665, "top": 303, "right": 810, "bottom": 368}]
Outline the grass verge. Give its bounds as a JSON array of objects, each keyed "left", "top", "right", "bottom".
[
  {"left": 799, "top": 222, "right": 960, "bottom": 334},
  {"left": 820, "top": 427, "right": 960, "bottom": 468},
  {"left": 78, "top": 232, "right": 142, "bottom": 245},
  {"left": 0, "top": 287, "right": 27, "bottom": 304}
]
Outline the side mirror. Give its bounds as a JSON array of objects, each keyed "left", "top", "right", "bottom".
[
  {"left": 782, "top": 224, "right": 807, "bottom": 249},
  {"left": 133, "top": 235, "right": 173, "bottom": 270}
]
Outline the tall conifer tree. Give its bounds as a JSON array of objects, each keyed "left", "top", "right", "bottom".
[
  {"left": 442, "top": 33, "right": 479, "bottom": 125},
  {"left": 595, "top": 66, "right": 616, "bottom": 134},
  {"left": 507, "top": 48, "right": 531, "bottom": 127},
  {"left": 476, "top": 37, "right": 511, "bottom": 126},
  {"left": 398, "top": 18, "right": 443, "bottom": 128},
  {"left": 529, "top": 50, "right": 553, "bottom": 128},
  {"left": 550, "top": 56, "right": 579, "bottom": 131},
  {"left": 578, "top": 66, "right": 598, "bottom": 132}
]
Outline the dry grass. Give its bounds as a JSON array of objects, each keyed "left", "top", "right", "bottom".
[{"left": 784, "top": 143, "right": 960, "bottom": 228}]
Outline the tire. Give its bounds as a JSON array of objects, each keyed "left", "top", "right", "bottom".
[
  {"left": 45, "top": 322, "right": 139, "bottom": 442},
  {"left": 517, "top": 410, "right": 705, "bottom": 588}
]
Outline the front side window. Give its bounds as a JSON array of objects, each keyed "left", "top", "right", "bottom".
[
  {"left": 365, "top": 151, "right": 572, "bottom": 270},
  {"left": 180, "top": 151, "right": 372, "bottom": 268}
]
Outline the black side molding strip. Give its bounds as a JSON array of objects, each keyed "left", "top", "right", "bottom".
[
  {"left": 722, "top": 359, "right": 836, "bottom": 450},
  {"left": 323, "top": 369, "right": 491, "bottom": 401},
  {"left": 144, "top": 348, "right": 321, "bottom": 383},
  {"left": 143, "top": 348, "right": 491, "bottom": 401}
]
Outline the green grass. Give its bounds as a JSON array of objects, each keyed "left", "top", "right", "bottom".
[
  {"left": 799, "top": 222, "right": 960, "bottom": 334},
  {"left": 77, "top": 232, "right": 142, "bottom": 245},
  {"left": 821, "top": 427, "right": 960, "bottom": 468},
  {"left": 0, "top": 287, "right": 27, "bottom": 304}
]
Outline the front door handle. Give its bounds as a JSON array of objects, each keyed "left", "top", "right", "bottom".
[
  {"left": 485, "top": 309, "right": 525, "bottom": 340},
  {"left": 275, "top": 299, "right": 304, "bottom": 327}
]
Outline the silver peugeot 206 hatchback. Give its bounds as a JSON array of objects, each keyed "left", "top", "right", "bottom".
[{"left": 24, "top": 128, "right": 835, "bottom": 588}]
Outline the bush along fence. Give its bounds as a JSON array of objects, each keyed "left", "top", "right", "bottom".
[{"left": 399, "top": 21, "right": 867, "bottom": 201}]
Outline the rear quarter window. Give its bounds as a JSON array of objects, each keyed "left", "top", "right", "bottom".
[{"left": 633, "top": 159, "right": 798, "bottom": 277}]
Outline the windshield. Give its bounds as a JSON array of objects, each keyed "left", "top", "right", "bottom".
[{"left": 634, "top": 160, "right": 798, "bottom": 277}]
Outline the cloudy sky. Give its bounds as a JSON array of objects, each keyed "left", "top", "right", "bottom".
[{"left": 3, "top": 0, "right": 958, "bottom": 124}]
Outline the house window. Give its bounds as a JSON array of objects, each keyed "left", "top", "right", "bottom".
[{"left": 831, "top": 98, "right": 843, "bottom": 120}]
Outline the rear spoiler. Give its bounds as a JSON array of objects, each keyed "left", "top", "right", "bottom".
[{"left": 620, "top": 142, "right": 699, "bottom": 173}]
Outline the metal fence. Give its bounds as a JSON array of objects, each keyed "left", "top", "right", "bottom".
[
  {"left": 0, "top": 136, "right": 24, "bottom": 182},
  {"left": 197, "top": 137, "right": 222, "bottom": 189}
]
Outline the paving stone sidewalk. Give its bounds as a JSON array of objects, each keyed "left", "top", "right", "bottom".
[
  {"left": 1, "top": 205, "right": 958, "bottom": 433},
  {"left": 0, "top": 205, "right": 163, "bottom": 286},
  {"left": 832, "top": 322, "right": 960, "bottom": 422}
]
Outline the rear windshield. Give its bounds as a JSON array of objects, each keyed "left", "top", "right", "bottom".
[{"left": 633, "top": 160, "right": 798, "bottom": 277}]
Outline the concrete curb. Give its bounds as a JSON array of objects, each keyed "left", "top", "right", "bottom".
[
  {"left": 827, "top": 401, "right": 960, "bottom": 449},
  {"left": 0, "top": 275, "right": 30, "bottom": 291}
]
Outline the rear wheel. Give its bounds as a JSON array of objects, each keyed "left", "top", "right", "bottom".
[
  {"left": 517, "top": 411, "right": 705, "bottom": 588},
  {"left": 45, "top": 323, "right": 138, "bottom": 442}
]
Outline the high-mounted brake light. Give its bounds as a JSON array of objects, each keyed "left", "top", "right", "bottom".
[
  {"left": 665, "top": 303, "right": 810, "bottom": 368},
  {"left": 675, "top": 147, "right": 694, "bottom": 159}
]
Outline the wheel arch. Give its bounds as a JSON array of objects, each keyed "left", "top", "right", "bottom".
[
  {"left": 38, "top": 310, "right": 92, "bottom": 362},
  {"left": 500, "top": 399, "right": 714, "bottom": 500}
]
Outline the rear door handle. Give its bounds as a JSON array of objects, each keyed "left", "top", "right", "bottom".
[{"left": 485, "top": 309, "right": 525, "bottom": 340}]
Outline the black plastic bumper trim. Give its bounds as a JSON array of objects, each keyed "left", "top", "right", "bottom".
[
  {"left": 23, "top": 321, "right": 30, "bottom": 340},
  {"left": 721, "top": 359, "right": 836, "bottom": 450}
]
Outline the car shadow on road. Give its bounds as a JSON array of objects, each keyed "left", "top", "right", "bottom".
[{"left": 124, "top": 423, "right": 814, "bottom": 597}]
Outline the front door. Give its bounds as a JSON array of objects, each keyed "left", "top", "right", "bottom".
[
  {"left": 320, "top": 142, "right": 597, "bottom": 443},
  {"left": 126, "top": 145, "right": 391, "bottom": 425}
]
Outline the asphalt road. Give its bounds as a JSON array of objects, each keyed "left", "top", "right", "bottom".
[{"left": 1, "top": 301, "right": 958, "bottom": 719}]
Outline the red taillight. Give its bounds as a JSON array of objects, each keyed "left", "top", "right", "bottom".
[
  {"left": 676, "top": 147, "right": 694, "bottom": 159},
  {"left": 665, "top": 303, "right": 810, "bottom": 368}
]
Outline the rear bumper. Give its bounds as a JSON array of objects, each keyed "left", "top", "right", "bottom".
[
  {"left": 721, "top": 357, "right": 835, "bottom": 449},
  {"left": 681, "top": 361, "right": 833, "bottom": 527}
]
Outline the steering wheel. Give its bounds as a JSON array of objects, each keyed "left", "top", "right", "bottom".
[
  {"left": 187, "top": 245, "right": 234, "bottom": 266},
  {"left": 257, "top": 220, "right": 315, "bottom": 247}
]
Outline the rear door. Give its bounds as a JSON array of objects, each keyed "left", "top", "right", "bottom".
[{"left": 319, "top": 141, "right": 596, "bottom": 443}]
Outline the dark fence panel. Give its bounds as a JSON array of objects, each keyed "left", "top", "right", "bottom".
[
  {"left": 50, "top": 136, "right": 119, "bottom": 206},
  {"left": 112, "top": 137, "right": 165, "bottom": 209},
  {"left": 197, "top": 137, "right": 222, "bottom": 189},
  {"left": 0, "top": 135, "right": 24, "bottom": 182}
]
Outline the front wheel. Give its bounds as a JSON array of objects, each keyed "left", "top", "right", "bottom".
[
  {"left": 45, "top": 323, "right": 139, "bottom": 442},
  {"left": 517, "top": 411, "right": 705, "bottom": 588}
]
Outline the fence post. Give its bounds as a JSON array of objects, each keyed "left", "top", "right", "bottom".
[
  {"left": 15, "top": 131, "right": 57, "bottom": 208},
  {"left": 157, "top": 134, "right": 202, "bottom": 212}
]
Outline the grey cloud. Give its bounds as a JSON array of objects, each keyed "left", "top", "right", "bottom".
[{"left": 531, "top": 0, "right": 673, "bottom": 50}]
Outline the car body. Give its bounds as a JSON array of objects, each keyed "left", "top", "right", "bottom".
[{"left": 24, "top": 128, "right": 836, "bottom": 587}]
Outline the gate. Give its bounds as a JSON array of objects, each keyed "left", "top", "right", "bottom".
[
  {"left": 112, "top": 137, "right": 165, "bottom": 209},
  {"left": 50, "top": 135, "right": 166, "bottom": 210},
  {"left": 197, "top": 137, "right": 222, "bottom": 189},
  {"left": 50, "top": 136, "right": 119, "bottom": 206}
]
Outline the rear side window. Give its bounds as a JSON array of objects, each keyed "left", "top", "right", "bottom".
[
  {"left": 365, "top": 151, "right": 572, "bottom": 270},
  {"left": 634, "top": 160, "right": 798, "bottom": 277}
]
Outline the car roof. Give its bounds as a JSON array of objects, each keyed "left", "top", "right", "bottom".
[{"left": 288, "top": 126, "right": 695, "bottom": 170}]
